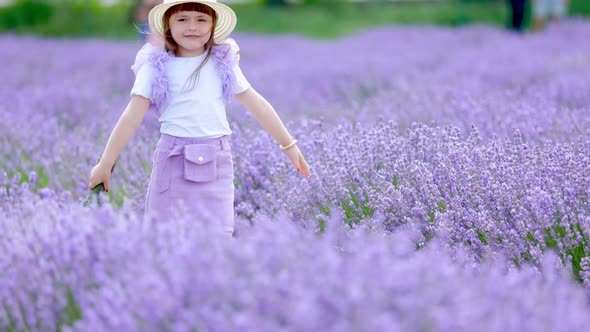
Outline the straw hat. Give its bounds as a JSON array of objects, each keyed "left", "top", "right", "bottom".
[{"left": 148, "top": 0, "right": 237, "bottom": 44}]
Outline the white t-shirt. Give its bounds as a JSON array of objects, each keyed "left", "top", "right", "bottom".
[{"left": 130, "top": 43, "right": 250, "bottom": 138}]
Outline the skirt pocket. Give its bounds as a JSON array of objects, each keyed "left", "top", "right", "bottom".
[{"left": 183, "top": 144, "right": 217, "bottom": 182}]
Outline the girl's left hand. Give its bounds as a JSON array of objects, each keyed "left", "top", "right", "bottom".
[{"left": 283, "top": 145, "right": 310, "bottom": 177}]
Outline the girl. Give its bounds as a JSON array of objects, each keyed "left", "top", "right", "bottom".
[{"left": 88, "top": 0, "right": 310, "bottom": 236}]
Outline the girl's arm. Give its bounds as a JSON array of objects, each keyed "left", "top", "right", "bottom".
[
  {"left": 235, "top": 87, "right": 310, "bottom": 177},
  {"left": 88, "top": 95, "right": 151, "bottom": 191}
]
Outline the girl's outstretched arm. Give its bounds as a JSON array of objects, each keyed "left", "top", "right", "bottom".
[
  {"left": 88, "top": 95, "right": 151, "bottom": 191},
  {"left": 235, "top": 87, "right": 310, "bottom": 177}
]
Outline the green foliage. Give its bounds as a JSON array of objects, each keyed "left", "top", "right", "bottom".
[
  {"left": 543, "top": 222, "right": 588, "bottom": 282},
  {"left": 82, "top": 183, "right": 106, "bottom": 207},
  {"left": 265, "top": 0, "right": 288, "bottom": 6},
  {"left": 2, "top": 303, "right": 19, "bottom": 332},
  {"left": 35, "top": 167, "right": 50, "bottom": 190},
  {"left": 477, "top": 231, "right": 489, "bottom": 245},
  {"left": 570, "top": 0, "right": 590, "bottom": 13},
  {"left": 341, "top": 185, "right": 374, "bottom": 227},
  {"left": 392, "top": 175, "right": 399, "bottom": 189},
  {"left": 1, "top": 1, "right": 589, "bottom": 39},
  {"left": 0, "top": 0, "right": 137, "bottom": 39},
  {"left": 60, "top": 288, "right": 83, "bottom": 328},
  {"left": 0, "top": 0, "right": 53, "bottom": 29}
]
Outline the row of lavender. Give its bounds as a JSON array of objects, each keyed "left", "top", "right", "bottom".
[
  {"left": 2, "top": 194, "right": 590, "bottom": 331},
  {"left": 2, "top": 20, "right": 590, "bottom": 330},
  {"left": 2, "top": 21, "right": 590, "bottom": 195}
]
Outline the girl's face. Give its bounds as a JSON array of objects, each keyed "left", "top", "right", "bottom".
[{"left": 169, "top": 11, "right": 213, "bottom": 57}]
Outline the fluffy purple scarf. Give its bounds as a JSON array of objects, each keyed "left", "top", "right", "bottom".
[{"left": 131, "top": 40, "right": 238, "bottom": 113}]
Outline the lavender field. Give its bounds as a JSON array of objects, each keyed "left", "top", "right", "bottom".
[{"left": 2, "top": 19, "right": 590, "bottom": 331}]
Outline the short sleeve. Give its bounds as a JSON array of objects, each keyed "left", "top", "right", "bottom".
[
  {"left": 224, "top": 38, "right": 240, "bottom": 64},
  {"left": 225, "top": 39, "right": 250, "bottom": 95},
  {"left": 130, "top": 62, "right": 156, "bottom": 102},
  {"left": 232, "top": 65, "right": 251, "bottom": 95}
]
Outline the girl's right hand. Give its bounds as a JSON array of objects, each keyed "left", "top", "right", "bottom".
[
  {"left": 89, "top": 162, "right": 113, "bottom": 192},
  {"left": 283, "top": 145, "right": 311, "bottom": 177}
]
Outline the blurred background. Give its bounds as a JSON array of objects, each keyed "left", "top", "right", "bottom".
[{"left": 1, "top": 0, "right": 589, "bottom": 39}]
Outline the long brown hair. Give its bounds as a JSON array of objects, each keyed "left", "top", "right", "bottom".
[{"left": 162, "top": 3, "right": 218, "bottom": 92}]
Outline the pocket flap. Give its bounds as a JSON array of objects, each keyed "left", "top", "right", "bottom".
[{"left": 184, "top": 144, "right": 216, "bottom": 165}]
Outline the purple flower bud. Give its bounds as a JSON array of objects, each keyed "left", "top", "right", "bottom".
[{"left": 28, "top": 171, "right": 38, "bottom": 185}]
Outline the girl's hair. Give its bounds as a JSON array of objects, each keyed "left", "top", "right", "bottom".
[{"left": 163, "top": 3, "right": 218, "bottom": 92}]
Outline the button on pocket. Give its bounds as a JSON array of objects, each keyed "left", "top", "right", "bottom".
[{"left": 183, "top": 144, "right": 217, "bottom": 182}]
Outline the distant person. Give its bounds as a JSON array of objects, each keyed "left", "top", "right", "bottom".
[
  {"left": 135, "top": 0, "right": 163, "bottom": 43},
  {"left": 533, "top": 0, "right": 569, "bottom": 30},
  {"left": 508, "top": 0, "right": 527, "bottom": 32}
]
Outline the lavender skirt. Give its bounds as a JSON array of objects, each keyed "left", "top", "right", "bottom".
[{"left": 144, "top": 134, "right": 234, "bottom": 236}]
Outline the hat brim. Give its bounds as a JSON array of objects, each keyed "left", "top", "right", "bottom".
[{"left": 148, "top": 1, "right": 237, "bottom": 44}]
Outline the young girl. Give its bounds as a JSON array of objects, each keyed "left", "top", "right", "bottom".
[{"left": 88, "top": 0, "right": 310, "bottom": 236}]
